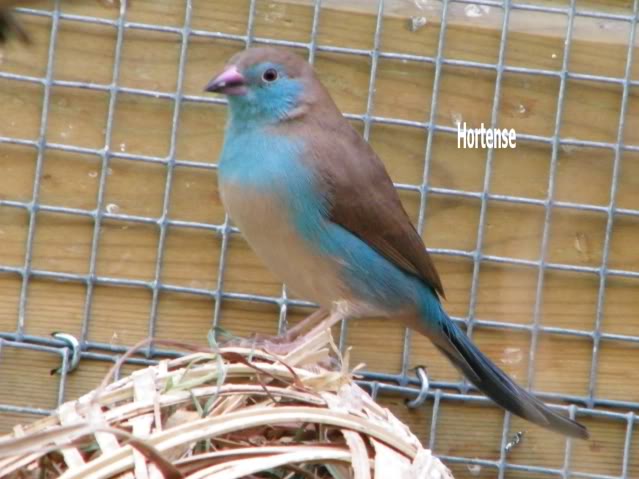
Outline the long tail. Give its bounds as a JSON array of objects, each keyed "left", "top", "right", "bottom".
[{"left": 424, "top": 307, "right": 589, "bottom": 439}]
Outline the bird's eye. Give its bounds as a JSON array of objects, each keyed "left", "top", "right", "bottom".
[{"left": 262, "top": 68, "right": 278, "bottom": 83}]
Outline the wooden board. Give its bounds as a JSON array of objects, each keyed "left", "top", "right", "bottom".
[{"left": 1, "top": 0, "right": 638, "bottom": 477}]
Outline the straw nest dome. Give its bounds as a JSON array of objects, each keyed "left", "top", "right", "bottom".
[{"left": 0, "top": 328, "right": 453, "bottom": 479}]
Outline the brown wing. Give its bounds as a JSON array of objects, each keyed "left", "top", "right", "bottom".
[{"left": 306, "top": 122, "right": 445, "bottom": 299}]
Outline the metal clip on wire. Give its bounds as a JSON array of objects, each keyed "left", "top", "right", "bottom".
[
  {"left": 51, "top": 332, "right": 81, "bottom": 375},
  {"left": 406, "top": 366, "right": 430, "bottom": 409},
  {"left": 504, "top": 431, "right": 524, "bottom": 453}
]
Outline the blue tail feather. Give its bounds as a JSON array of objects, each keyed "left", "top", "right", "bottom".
[{"left": 423, "top": 302, "right": 589, "bottom": 439}]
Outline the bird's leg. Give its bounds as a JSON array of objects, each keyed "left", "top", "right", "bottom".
[
  {"left": 221, "top": 305, "right": 351, "bottom": 357},
  {"left": 280, "top": 307, "right": 331, "bottom": 341},
  {"left": 276, "top": 304, "right": 350, "bottom": 368},
  {"left": 266, "top": 301, "right": 350, "bottom": 358},
  {"left": 295, "top": 302, "right": 349, "bottom": 343},
  {"left": 220, "top": 307, "right": 331, "bottom": 354}
]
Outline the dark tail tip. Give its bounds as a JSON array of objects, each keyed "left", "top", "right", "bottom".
[
  {"left": 433, "top": 316, "right": 590, "bottom": 440},
  {"left": 538, "top": 401, "right": 589, "bottom": 440},
  {"left": 570, "top": 418, "right": 590, "bottom": 440}
]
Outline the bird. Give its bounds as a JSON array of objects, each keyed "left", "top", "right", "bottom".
[
  {"left": 0, "top": 5, "right": 29, "bottom": 44},
  {"left": 0, "top": 1, "right": 119, "bottom": 44},
  {"left": 204, "top": 46, "right": 589, "bottom": 440}
]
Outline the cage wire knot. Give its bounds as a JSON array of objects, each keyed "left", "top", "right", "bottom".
[
  {"left": 406, "top": 366, "right": 430, "bottom": 409},
  {"left": 504, "top": 430, "right": 524, "bottom": 453},
  {"left": 50, "top": 332, "right": 81, "bottom": 375}
]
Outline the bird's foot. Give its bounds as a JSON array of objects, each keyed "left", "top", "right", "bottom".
[
  {"left": 218, "top": 308, "right": 332, "bottom": 356},
  {"left": 219, "top": 308, "right": 347, "bottom": 366},
  {"left": 221, "top": 331, "right": 304, "bottom": 356}
]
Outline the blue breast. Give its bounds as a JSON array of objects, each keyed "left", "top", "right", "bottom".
[{"left": 219, "top": 128, "right": 328, "bottom": 239}]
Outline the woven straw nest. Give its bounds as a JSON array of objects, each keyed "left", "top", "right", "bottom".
[{"left": 0, "top": 327, "right": 454, "bottom": 479}]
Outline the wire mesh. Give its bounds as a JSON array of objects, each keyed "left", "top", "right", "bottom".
[{"left": 0, "top": 0, "right": 638, "bottom": 477}]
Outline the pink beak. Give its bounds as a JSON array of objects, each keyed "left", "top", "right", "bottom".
[{"left": 204, "top": 65, "right": 247, "bottom": 96}]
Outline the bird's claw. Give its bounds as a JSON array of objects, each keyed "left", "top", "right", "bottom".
[{"left": 221, "top": 332, "right": 302, "bottom": 356}]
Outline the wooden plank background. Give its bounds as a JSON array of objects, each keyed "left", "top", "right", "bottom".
[{"left": 0, "top": 0, "right": 638, "bottom": 477}]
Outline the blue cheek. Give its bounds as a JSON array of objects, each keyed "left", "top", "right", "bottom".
[{"left": 228, "top": 77, "right": 303, "bottom": 125}]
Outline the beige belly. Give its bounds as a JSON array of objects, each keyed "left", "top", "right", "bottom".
[{"left": 220, "top": 182, "right": 347, "bottom": 306}]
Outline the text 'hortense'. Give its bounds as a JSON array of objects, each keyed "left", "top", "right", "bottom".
[{"left": 457, "top": 122, "right": 517, "bottom": 149}]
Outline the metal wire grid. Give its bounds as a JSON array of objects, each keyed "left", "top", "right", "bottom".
[{"left": 0, "top": 0, "right": 637, "bottom": 476}]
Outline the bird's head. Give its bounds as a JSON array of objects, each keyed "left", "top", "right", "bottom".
[{"left": 205, "top": 47, "right": 316, "bottom": 125}]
